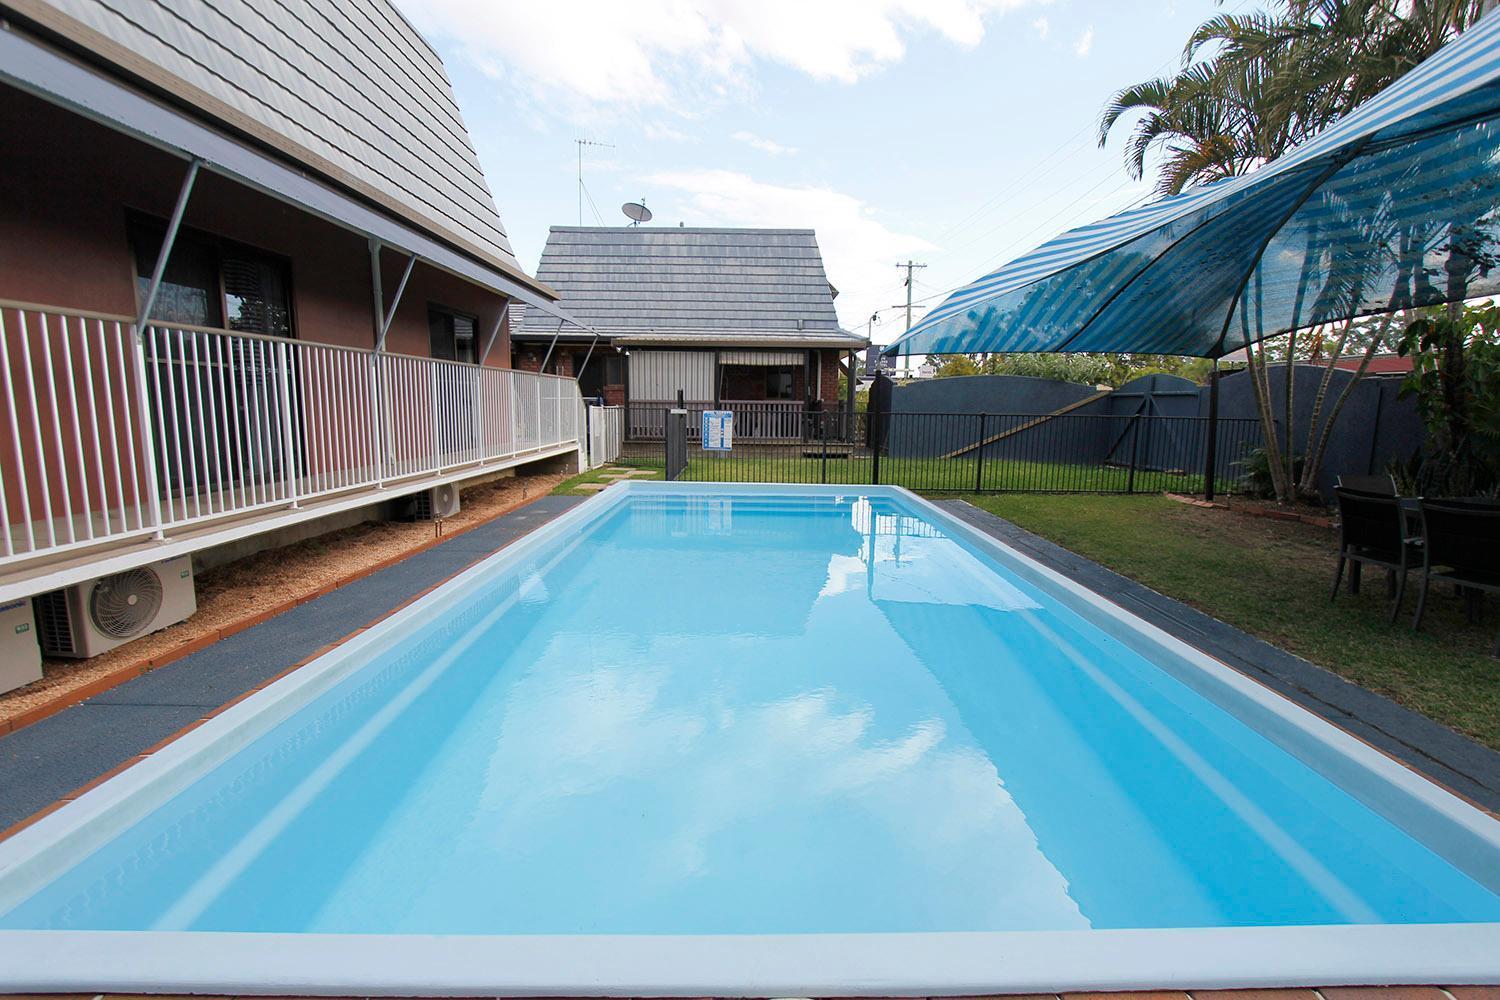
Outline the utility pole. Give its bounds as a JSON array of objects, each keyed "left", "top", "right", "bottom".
[
  {"left": 896, "top": 259, "right": 927, "bottom": 375},
  {"left": 574, "top": 138, "right": 614, "bottom": 225}
]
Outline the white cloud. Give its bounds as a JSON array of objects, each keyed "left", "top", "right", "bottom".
[
  {"left": 404, "top": 0, "right": 1046, "bottom": 113},
  {"left": 731, "top": 130, "right": 798, "bottom": 156},
  {"left": 643, "top": 122, "right": 693, "bottom": 142},
  {"left": 1032, "top": 15, "right": 1049, "bottom": 39},
  {"left": 643, "top": 169, "right": 934, "bottom": 330},
  {"left": 1074, "top": 25, "right": 1094, "bottom": 57}
]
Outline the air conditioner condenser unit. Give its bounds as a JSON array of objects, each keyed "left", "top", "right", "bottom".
[
  {"left": 0, "top": 597, "right": 43, "bottom": 694},
  {"left": 412, "top": 483, "right": 461, "bottom": 520},
  {"left": 35, "top": 556, "right": 197, "bottom": 659}
]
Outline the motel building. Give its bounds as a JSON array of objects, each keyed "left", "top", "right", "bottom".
[
  {"left": 0, "top": 0, "right": 590, "bottom": 691},
  {"left": 511, "top": 226, "right": 869, "bottom": 445}
]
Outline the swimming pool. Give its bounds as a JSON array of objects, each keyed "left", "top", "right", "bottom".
[{"left": 0, "top": 483, "right": 1496, "bottom": 994}]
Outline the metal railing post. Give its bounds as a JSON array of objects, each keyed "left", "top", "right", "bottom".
[
  {"left": 276, "top": 340, "right": 300, "bottom": 508},
  {"left": 430, "top": 363, "right": 442, "bottom": 471},
  {"left": 975, "top": 412, "right": 987, "bottom": 492},
  {"left": 820, "top": 411, "right": 828, "bottom": 484},
  {"left": 370, "top": 353, "right": 386, "bottom": 487},
  {"left": 473, "top": 365, "right": 484, "bottom": 463},
  {"left": 128, "top": 324, "right": 168, "bottom": 537},
  {"left": 1126, "top": 412, "right": 1141, "bottom": 495}
]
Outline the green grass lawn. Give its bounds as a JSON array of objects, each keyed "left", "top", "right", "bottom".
[{"left": 941, "top": 494, "right": 1500, "bottom": 751}]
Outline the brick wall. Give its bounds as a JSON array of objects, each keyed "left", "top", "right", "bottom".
[
  {"left": 511, "top": 345, "right": 576, "bottom": 376},
  {"left": 819, "top": 349, "right": 843, "bottom": 404}
]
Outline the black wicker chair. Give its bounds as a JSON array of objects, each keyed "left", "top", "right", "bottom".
[
  {"left": 1335, "top": 473, "right": 1398, "bottom": 496},
  {"left": 1413, "top": 499, "right": 1500, "bottom": 656},
  {"left": 1331, "top": 487, "right": 1424, "bottom": 622}
]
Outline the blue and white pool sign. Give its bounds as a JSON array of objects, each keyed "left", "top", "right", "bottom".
[{"left": 701, "top": 410, "right": 733, "bottom": 451}]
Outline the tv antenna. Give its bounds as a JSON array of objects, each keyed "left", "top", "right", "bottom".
[
  {"left": 574, "top": 138, "right": 615, "bottom": 225},
  {"left": 621, "top": 200, "right": 653, "bottom": 226}
]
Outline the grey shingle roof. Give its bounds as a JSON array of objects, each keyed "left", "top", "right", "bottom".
[
  {"left": 517, "top": 227, "right": 866, "bottom": 347},
  {"left": 13, "top": 0, "right": 523, "bottom": 275}
]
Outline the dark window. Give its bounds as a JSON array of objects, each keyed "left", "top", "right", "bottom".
[
  {"left": 429, "top": 306, "right": 477, "bottom": 363},
  {"left": 128, "top": 224, "right": 222, "bottom": 329},
  {"left": 222, "top": 253, "right": 292, "bottom": 336},
  {"left": 765, "top": 367, "right": 795, "bottom": 399},
  {"left": 128, "top": 216, "right": 292, "bottom": 336}
]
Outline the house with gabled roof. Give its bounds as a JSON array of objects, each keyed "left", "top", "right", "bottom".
[
  {"left": 513, "top": 227, "right": 867, "bottom": 440},
  {"left": 0, "top": 0, "right": 588, "bottom": 680}
]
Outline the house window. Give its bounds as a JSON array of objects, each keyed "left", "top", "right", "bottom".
[
  {"left": 765, "top": 367, "right": 795, "bottom": 399},
  {"left": 128, "top": 217, "right": 293, "bottom": 336},
  {"left": 428, "top": 306, "right": 477, "bottom": 363}
]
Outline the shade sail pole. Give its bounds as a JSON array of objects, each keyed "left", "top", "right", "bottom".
[{"left": 1203, "top": 359, "right": 1220, "bottom": 502}]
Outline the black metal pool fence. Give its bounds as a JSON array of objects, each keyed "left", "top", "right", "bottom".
[{"left": 625, "top": 404, "right": 1264, "bottom": 496}]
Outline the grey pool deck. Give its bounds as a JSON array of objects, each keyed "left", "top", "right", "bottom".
[{"left": 1, "top": 492, "right": 1497, "bottom": 836}]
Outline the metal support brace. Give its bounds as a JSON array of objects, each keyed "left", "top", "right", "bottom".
[
  {"left": 368, "top": 238, "right": 384, "bottom": 343},
  {"left": 375, "top": 253, "right": 417, "bottom": 353},
  {"left": 577, "top": 332, "right": 601, "bottom": 386},
  {"left": 539, "top": 319, "right": 564, "bottom": 373},
  {"left": 478, "top": 302, "right": 510, "bottom": 366},
  {"left": 135, "top": 157, "right": 201, "bottom": 334}
]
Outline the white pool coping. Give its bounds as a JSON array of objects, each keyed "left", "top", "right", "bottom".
[{"left": 0, "top": 481, "right": 1496, "bottom": 996}]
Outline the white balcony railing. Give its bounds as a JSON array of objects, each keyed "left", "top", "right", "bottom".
[
  {"left": 627, "top": 399, "right": 810, "bottom": 441},
  {"left": 0, "top": 301, "right": 582, "bottom": 565}
]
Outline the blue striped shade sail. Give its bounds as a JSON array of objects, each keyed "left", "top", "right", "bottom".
[{"left": 887, "top": 12, "right": 1500, "bottom": 359}]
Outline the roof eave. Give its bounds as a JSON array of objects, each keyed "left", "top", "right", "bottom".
[
  {"left": 0, "top": 2, "right": 558, "bottom": 304},
  {"left": 0, "top": 22, "right": 577, "bottom": 320}
]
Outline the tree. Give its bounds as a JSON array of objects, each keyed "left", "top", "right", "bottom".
[
  {"left": 934, "top": 355, "right": 981, "bottom": 378},
  {"left": 1099, "top": 0, "right": 1490, "bottom": 500}
]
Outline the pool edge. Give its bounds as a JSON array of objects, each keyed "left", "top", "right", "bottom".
[{"left": 0, "top": 481, "right": 1495, "bottom": 995}]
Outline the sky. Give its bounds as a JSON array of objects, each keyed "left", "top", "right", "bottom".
[{"left": 399, "top": 0, "right": 1243, "bottom": 350}]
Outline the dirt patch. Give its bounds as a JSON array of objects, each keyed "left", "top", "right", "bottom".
[{"left": 0, "top": 471, "right": 568, "bottom": 728}]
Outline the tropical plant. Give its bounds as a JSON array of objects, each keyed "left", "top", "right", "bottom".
[
  {"left": 1396, "top": 302, "right": 1500, "bottom": 495},
  {"left": 1099, "top": 0, "right": 1490, "bottom": 501}
]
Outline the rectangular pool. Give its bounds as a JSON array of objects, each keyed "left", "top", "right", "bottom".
[{"left": 0, "top": 484, "right": 1496, "bottom": 994}]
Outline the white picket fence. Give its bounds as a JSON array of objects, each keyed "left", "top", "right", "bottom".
[{"left": 0, "top": 301, "right": 583, "bottom": 564}]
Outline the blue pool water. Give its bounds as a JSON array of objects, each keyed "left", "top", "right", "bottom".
[{"left": 2, "top": 491, "right": 1497, "bottom": 935}]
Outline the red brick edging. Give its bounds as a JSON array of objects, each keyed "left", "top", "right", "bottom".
[{"left": 1164, "top": 493, "right": 1335, "bottom": 529}]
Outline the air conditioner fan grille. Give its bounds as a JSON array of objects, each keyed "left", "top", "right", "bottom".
[{"left": 89, "top": 567, "right": 163, "bottom": 639}]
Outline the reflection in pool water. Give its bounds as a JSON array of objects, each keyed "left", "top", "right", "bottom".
[{"left": 2, "top": 493, "right": 1498, "bottom": 934}]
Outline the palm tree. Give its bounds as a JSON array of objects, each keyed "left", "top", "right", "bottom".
[{"left": 1099, "top": 0, "right": 1491, "bottom": 500}]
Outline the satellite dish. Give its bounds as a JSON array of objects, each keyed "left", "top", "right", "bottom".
[{"left": 622, "top": 200, "right": 653, "bottom": 225}]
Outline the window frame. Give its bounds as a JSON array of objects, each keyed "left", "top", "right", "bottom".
[
  {"left": 427, "top": 304, "right": 480, "bottom": 364},
  {"left": 125, "top": 210, "right": 297, "bottom": 338}
]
